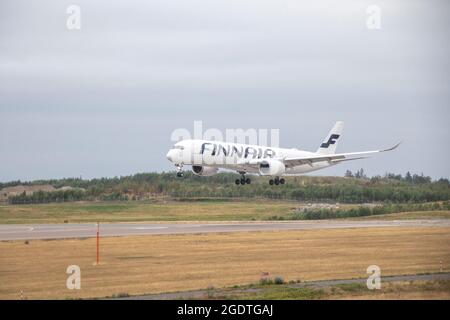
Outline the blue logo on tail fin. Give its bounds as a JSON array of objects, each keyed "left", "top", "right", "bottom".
[{"left": 320, "top": 134, "right": 340, "bottom": 148}]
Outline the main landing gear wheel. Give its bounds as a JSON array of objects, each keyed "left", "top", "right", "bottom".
[
  {"left": 236, "top": 173, "right": 251, "bottom": 185},
  {"left": 269, "top": 177, "right": 285, "bottom": 185}
]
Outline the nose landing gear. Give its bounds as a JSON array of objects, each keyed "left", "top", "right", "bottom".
[{"left": 176, "top": 164, "right": 184, "bottom": 177}]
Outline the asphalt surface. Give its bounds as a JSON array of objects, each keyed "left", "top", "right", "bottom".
[
  {"left": 117, "top": 273, "right": 450, "bottom": 300},
  {"left": 1, "top": 219, "right": 449, "bottom": 241}
]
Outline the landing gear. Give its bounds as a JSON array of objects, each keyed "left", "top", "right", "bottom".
[
  {"left": 176, "top": 164, "right": 184, "bottom": 177},
  {"left": 269, "top": 177, "right": 285, "bottom": 186},
  {"left": 235, "top": 178, "right": 250, "bottom": 185},
  {"left": 235, "top": 173, "right": 251, "bottom": 185}
]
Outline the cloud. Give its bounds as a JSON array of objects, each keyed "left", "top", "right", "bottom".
[{"left": 0, "top": 0, "right": 449, "bottom": 180}]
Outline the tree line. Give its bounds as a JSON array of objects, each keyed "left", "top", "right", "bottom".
[
  {"left": 344, "top": 169, "right": 448, "bottom": 185},
  {"left": 4, "top": 171, "right": 450, "bottom": 205}
]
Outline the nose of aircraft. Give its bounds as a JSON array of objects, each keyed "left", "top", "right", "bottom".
[
  {"left": 166, "top": 150, "right": 173, "bottom": 162},
  {"left": 167, "top": 149, "right": 179, "bottom": 162}
]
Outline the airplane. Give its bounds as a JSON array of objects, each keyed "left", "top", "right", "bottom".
[{"left": 166, "top": 121, "right": 401, "bottom": 185}]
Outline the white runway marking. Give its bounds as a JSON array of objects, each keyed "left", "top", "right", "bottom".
[{"left": 134, "top": 227, "right": 168, "bottom": 230}]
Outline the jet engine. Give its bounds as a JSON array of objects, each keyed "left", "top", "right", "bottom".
[
  {"left": 192, "top": 166, "right": 219, "bottom": 176},
  {"left": 259, "top": 159, "right": 286, "bottom": 176}
]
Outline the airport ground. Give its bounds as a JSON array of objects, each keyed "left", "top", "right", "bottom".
[
  {"left": 1, "top": 225, "right": 450, "bottom": 299},
  {"left": 0, "top": 200, "right": 449, "bottom": 300}
]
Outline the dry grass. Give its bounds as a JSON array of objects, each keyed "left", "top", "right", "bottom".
[
  {"left": 1, "top": 227, "right": 449, "bottom": 299},
  {"left": 0, "top": 201, "right": 299, "bottom": 224},
  {"left": 1, "top": 201, "right": 448, "bottom": 224},
  {"left": 330, "top": 280, "right": 450, "bottom": 300}
]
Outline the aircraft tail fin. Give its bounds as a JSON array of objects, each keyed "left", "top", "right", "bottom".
[{"left": 316, "top": 121, "right": 344, "bottom": 155}]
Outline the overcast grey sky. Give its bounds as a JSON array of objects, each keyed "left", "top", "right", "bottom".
[{"left": 0, "top": 0, "right": 449, "bottom": 182}]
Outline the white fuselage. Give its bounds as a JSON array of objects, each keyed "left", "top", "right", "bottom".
[{"left": 166, "top": 139, "right": 335, "bottom": 176}]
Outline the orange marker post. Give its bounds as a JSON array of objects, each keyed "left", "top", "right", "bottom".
[{"left": 96, "top": 222, "right": 100, "bottom": 265}]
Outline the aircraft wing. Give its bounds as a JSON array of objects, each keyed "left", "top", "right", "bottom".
[{"left": 282, "top": 142, "right": 401, "bottom": 168}]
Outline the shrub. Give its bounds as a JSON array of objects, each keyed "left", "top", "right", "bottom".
[
  {"left": 274, "top": 276, "right": 285, "bottom": 285},
  {"left": 286, "top": 202, "right": 447, "bottom": 220}
]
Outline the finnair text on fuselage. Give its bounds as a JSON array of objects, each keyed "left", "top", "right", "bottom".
[
  {"left": 201, "top": 142, "right": 277, "bottom": 159},
  {"left": 178, "top": 140, "right": 284, "bottom": 167}
]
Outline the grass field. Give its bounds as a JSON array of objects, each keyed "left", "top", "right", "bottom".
[
  {"left": 0, "top": 200, "right": 328, "bottom": 224},
  {"left": 1, "top": 227, "right": 449, "bottom": 299},
  {"left": 1, "top": 201, "right": 449, "bottom": 224},
  {"left": 196, "top": 280, "right": 450, "bottom": 300},
  {"left": 357, "top": 211, "right": 450, "bottom": 220},
  {"left": 0, "top": 200, "right": 295, "bottom": 224}
]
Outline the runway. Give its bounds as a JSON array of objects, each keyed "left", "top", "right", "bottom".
[{"left": 0, "top": 219, "right": 449, "bottom": 241}]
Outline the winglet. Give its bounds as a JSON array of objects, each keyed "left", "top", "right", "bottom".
[{"left": 381, "top": 141, "right": 402, "bottom": 153}]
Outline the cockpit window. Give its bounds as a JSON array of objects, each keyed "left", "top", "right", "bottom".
[{"left": 174, "top": 145, "right": 184, "bottom": 150}]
